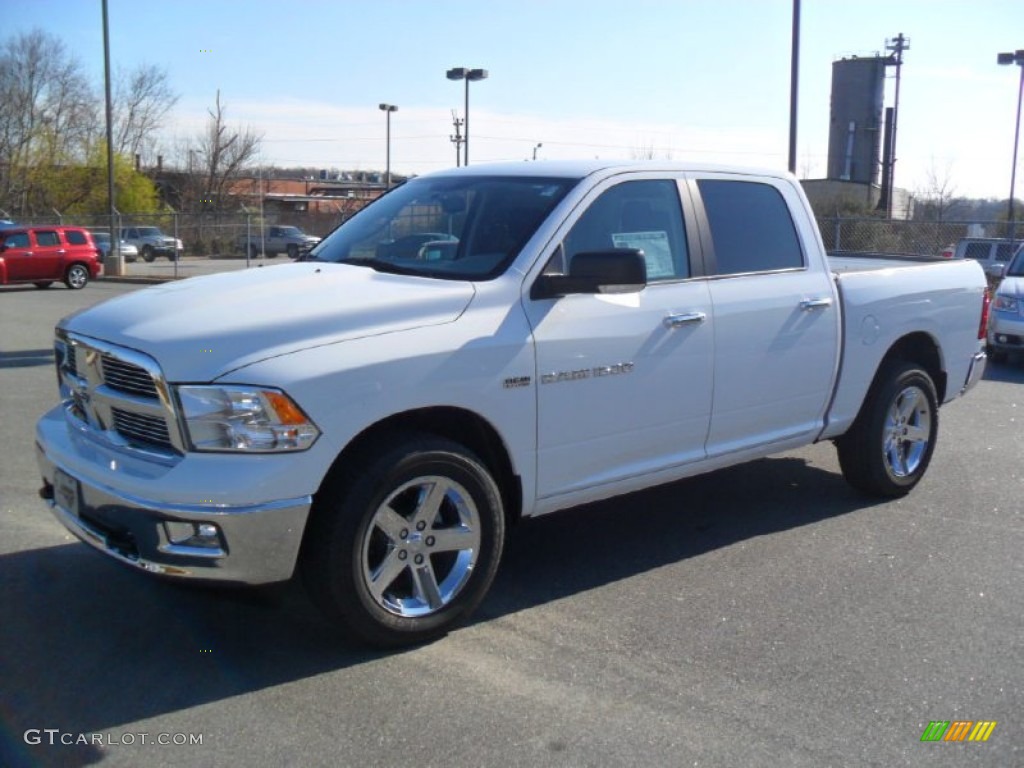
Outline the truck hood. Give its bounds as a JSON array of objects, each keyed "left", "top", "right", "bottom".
[{"left": 61, "top": 263, "right": 475, "bottom": 381}]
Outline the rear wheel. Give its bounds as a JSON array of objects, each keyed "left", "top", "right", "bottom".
[
  {"left": 302, "top": 434, "right": 505, "bottom": 648},
  {"left": 836, "top": 360, "right": 938, "bottom": 497},
  {"left": 249, "top": 244, "right": 259, "bottom": 259},
  {"left": 64, "top": 264, "right": 90, "bottom": 290}
]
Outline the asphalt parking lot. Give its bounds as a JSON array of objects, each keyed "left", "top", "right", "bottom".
[{"left": 1, "top": 282, "right": 1021, "bottom": 767}]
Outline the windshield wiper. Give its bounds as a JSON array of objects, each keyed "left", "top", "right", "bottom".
[{"left": 347, "top": 257, "right": 423, "bottom": 276}]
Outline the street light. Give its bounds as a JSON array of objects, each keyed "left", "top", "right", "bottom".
[
  {"left": 378, "top": 103, "right": 398, "bottom": 189},
  {"left": 446, "top": 67, "right": 488, "bottom": 165},
  {"left": 532, "top": 142, "right": 543, "bottom": 161},
  {"left": 998, "top": 49, "right": 1024, "bottom": 247}
]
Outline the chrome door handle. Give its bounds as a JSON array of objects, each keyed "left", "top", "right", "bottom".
[
  {"left": 799, "top": 297, "right": 833, "bottom": 311},
  {"left": 663, "top": 311, "right": 707, "bottom": 328}
]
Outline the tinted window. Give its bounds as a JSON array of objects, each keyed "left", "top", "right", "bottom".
[
  {"left": 963, "top": 242, "right": 991, "bottom": 261},
  {"left": 995, "top": 243, "right": 1013, "bottom": 260},
  {"left": 65, "top": 230, "right": 88, "bottom": 245},
  {"left": 4, "top": 232, "right": 29, "bottom": 248},
  {"left": 35, "top": 230, "right": 60, "bottom": 247},
  {"left": 311, "top": 175, "right": 576, "bottom": 280},
  {"left": 563, "top": 179, "right": 689, "bottom": 280},
  {"left": 698, "top": 180, "right": 803, "bottom": 275}
]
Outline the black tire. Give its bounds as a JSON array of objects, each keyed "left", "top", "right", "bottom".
[
  {"left": 836, "top": 360, "right": 938, "bottom": 497},
  {"left": 141, "top": 245, "right": 155, "bottom": 262},
  {"left": 249, "top": 244, "right": 259, "bottom": 259},
  {"left": 64, "top": 264, "right": 89, "bottom": 290},
  {"left": 34, "top": 281, "right": 53, "bottom": 289},
  {"left": 286, "top": 243, "right": 298, "bottom": 259},
  {"left": 302, "top": 434, "right": 505, "bottom": 648}
]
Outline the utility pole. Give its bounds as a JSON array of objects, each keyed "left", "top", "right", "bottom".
[
  {"left": 885, "top": 32, "right": 910, "bottom": 218},
  {"left": 450, "top": 109, "right": 464, "bottom": 168}
]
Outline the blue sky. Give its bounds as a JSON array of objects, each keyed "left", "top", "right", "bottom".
[{"left": 7, "top": 0, "right": 1024, "bottom": 198}]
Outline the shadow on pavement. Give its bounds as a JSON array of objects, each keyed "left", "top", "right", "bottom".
[{"left": 0, "top": 454, "right": 872, "bottom": 767}]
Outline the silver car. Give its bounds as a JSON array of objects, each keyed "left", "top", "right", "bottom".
[
  {"left": 91, "top": 231, "right": 140, "bottom": 262},
  {"left": 987, "top": 244, "right": 1024, "bottom": 362}
]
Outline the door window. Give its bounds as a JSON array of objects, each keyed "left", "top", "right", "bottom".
[
  {"left": 563, "top": 179, "right": 689, "bottom": 281},
  {"left": 35, "top": 231, "right": 60, "bottom": 247},
  {"left": 3, "top": 232, "right": 29, "bottom": 248},
  {"left": 697, "top": 180, "right": 804, "bottom": 275}
]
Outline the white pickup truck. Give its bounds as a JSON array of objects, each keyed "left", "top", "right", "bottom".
[{"left": 36, "top": 161, "right": 989, "bottom": 648}]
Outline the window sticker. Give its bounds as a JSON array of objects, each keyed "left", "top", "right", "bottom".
[{"left": 612, "top": 231, "right": 673, "bottom": 279}]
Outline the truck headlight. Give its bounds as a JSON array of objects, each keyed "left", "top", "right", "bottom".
[
  {"left": 176, "top": 385, "right": 320, "bottom": 452},
  {"left": 993, "top": 295, "right": 1019, "bottom": 313}
]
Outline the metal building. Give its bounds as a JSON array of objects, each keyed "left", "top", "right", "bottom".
[{"left": 826, "top": 56, "right": 886, "bottom": 185}]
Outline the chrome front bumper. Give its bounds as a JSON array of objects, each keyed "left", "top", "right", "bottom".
[{"left": 36, "top": 440, "right": 311, "bottom": 585}]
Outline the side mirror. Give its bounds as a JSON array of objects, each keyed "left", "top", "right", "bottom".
[{"left": 532, "top": 248, "right": 647, "bottom": 299}]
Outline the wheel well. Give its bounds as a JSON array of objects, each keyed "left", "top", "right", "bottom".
[
  {"left": 322, "top": 407, "right": 523, "bottom": 527},
  {"left": 878, "top": 332, "right": 946, "bottom": 402}
]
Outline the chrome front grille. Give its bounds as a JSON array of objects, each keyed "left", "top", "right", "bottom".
[
  {"left": 56, "top": 331, "right": 183, "bottom": 457},
  {"left": 101, "top": 355, "right": 159, "bottom": 398},
  {"left": 111, "top": 408, "right": 172, "bottom": 448}
]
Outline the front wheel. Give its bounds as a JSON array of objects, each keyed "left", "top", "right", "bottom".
[
  {"left": 141, "top": 245, "right": 155, "bottom": 262},
  {"left": 64, "top": 264, "right": 90, "bottom": 290},
  {"left": 286, "top": 243, "right": 298, "bottom": 259},
  {"left": 836, "top": 360, "right": 938, "bottom": 497},
  {"left": 302, "top": 434, "right": 505, "bottom": 648}
]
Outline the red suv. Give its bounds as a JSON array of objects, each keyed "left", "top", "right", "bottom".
[{"left": 0, "top": 226, "right": 102, "bottom": 289}]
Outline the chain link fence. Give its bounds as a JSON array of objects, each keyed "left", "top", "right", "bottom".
[
  {"left": 7, "top": 209, "right": 1014, "bottom": 263},
  {"left": 816, "top": 216, "right": 1012, "bottom": 258},
  {"left": 6, "top": 210, "right": 350, "bottom": 258}
]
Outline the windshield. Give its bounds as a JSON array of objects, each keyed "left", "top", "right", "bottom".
[
  {"left": 308, "top": 174, "right": 577, "bottom": 279},
  {"left": 1007, "top": 245, "right": 1024, "bottom": 277}
]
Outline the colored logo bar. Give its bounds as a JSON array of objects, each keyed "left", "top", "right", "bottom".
[{"left": 920, "top": 721, "right": 997, "bottom": 742}]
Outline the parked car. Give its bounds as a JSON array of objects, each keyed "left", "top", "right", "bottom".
[
  {"left": 91, "top": 231, "right": 139, "bottom": 262},
  {"left": 951, "top": 237, "right": 1017, "bottom": 281},
  {"left": 120, "top": 226, "right": 183, "bottom": 262},
  {"left": 235, "top": 225, "right": 321, "bottom": 259},
  {"left": 36, "top": 160, "right": 989, "bottom": 648},
  {"left": 987, "top": 245, "right": 1024, "bottom": 362},
  {"left": 0, "top": 225, "right": 101, "bottom": 289}
]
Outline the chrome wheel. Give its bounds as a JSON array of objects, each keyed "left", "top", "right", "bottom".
[
  {"left": 361, "top": 475, "right": 481, "bottom": 618},
  {"left": 883, "top": 385, "right": 931, "bottom": 477},
  {"left": 65, "top": 264, "right": 88, "bottom": 289}
]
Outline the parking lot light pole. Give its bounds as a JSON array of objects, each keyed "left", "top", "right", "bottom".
[
  {"left": 446, "top": 68, "right": 488, "bottom": 165},
  {"left": 379, "top": 103, "right": 398, "bottom": 189},
  {"left": 998, "top": 49, "right": 1024, "bottom": 248}
]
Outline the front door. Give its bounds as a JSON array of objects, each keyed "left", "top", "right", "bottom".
[{"left": 524, "top": 176, "right": 714, "bottom": 503}]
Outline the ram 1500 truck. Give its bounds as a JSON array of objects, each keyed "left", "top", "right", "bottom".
[
  {"left": 236, "top": 225, "right": 321, "bottom": 259},
  {"left": 36, "top": 161, "right": 989, "bottom": 648}
]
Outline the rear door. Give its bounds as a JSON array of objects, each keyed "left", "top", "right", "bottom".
[
  {"left": 691, "top": 175, "right": 840, "bottom": 455},
  {"left": 29, "top": 229, "right": 66, "bottom": 279},
  {"left": 524, "top": 174, "right": 714, "bottom": 502}
]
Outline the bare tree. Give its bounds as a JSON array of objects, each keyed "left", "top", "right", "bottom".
[
  {"left": 113, "top": 64, "right": 178, "bottom": 159},
  {"left": 195, "top": 90, "right": 262, "bottom": 208},
  {"left": 915, "top": 157, "right": 961, "bottom": 222},
  {"left": 0, "top": 29, "right": 96, "bottom": 214}
]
